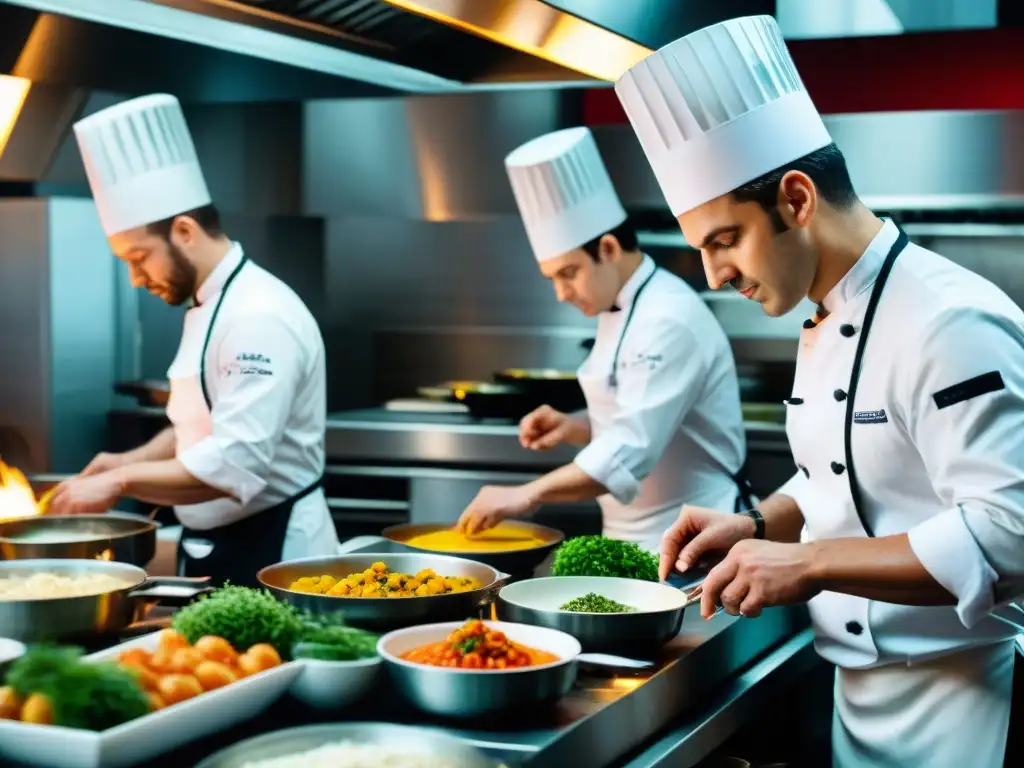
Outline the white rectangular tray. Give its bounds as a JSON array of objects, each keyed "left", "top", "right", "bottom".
[{"left": 0, "top": 632, "right": 301, "bottom": 768}]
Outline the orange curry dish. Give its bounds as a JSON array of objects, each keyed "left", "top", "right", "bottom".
[{"left": 401, "top": 620, "right": 559, "bottom": 670}]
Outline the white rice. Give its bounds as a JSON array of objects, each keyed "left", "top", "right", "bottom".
[{"left": 240, "top": 741, "right": 473, "bottom": 768}]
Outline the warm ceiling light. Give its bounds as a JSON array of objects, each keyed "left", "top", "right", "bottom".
[
  {"left": 0, "top": 75, "right": 31, "bottom": 159},
  {"left": 381, "top": 0, "right": 652, "bottom": 82}
]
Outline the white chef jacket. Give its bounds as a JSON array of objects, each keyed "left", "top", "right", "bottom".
[
  {"left": 167, "top": 244, "right": 339, "bottom": 561},
  {"left": 779, "top": 220, "right": 1024, "bottom": 669},
  {"left": 574, "top": 255, "right": 747, "bottom": 551}
]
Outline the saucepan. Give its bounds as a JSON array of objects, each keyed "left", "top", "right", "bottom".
[
  {"left": 0, "top": 513, "right": 158, "bottom": 567},
  {"left": 0, "top": 558, "right": 211, "bottom": 643},
  {"left": 381, "top": 520, "right": 564, "bottom": 576},
  {"left": 496, "top": 576, "right": 705, "bottom": 654},
  {"left": 258, "top": 552, "right": 510, "bottom": 632}
]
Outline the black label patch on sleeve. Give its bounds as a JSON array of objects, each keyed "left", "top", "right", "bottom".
[{"left": 932, "top": 371, "right": 1005, "bottom": 410}]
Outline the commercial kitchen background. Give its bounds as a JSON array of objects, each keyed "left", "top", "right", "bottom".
[{"left": 3, "top": 0, "right": 1024, "bottom": 546}]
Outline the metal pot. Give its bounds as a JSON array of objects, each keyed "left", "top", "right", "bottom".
[
  {"left": 496, "top": 576, "right": 701, "bottom": 653},
  {"left": 0, "top": 514, "right": 157, "bottom": 567},
  {"left": 381, "top": 521, "right": 563, "bottom": 577},
  {"left": 0, "top": 559, "right": 211, "bottom": 643},
  {"left": 257, "top": 552, "right": 510, "bottom": 632},
  {"left": 377, "top": 620, "right": 581, "bottom": 719},
  {"left": 195, "top": 722, "right": 499, "bottom": 768}
]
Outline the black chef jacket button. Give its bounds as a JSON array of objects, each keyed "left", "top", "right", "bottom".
[
  {"left": 802, "top": 319, "right": 816, "bottom": 329},
  {"left": 839, "top": 324, "right": 856, "bottom": 337},
  {"left": 831, "top": 461, "right": 845, "bottom": 475},
  {"left": 785, "top": 397, "right": 804, "bottom": 405},
  {"left": 833, "top": 389, "right": 847, "bottom": 402},
  {"left": 845, "top": 621, "right": 863, "bottom": 636},
  {"left": 799, "top": 465, "right": 810, "bottom": 478}
]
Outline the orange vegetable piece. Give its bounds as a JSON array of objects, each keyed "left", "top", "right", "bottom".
[
  {"left": 193, "top": 661, "right": 238, "bottom": 691},
  {"left": 118, "top": 648, "right": 152, "bottom": 668},
  {"left": 0, "top": 686, "right": 22, "bottom": 720},
  {"left": 156, "top": 674, "right": 203, "bottom": 705},
  {"left": 147, "top": 692, "right": 166, "bottom": 712},
  {"left": 20, "top": 693, "right": 53, "bottom": 725},
  {"left": 122, "top": 663, "right": 161, "bottom": 692},
  {"left": 169, "top": 647, "right": 205, "bottom": 674},
  {"left": 156, "top": 629, "right": 189, "bottom": 653},
  {"left": 238, "top": 644, "right": 281, "bottom": 676},
  {"left": 193, "top": 636, "right": 239, "bottom": 666}
]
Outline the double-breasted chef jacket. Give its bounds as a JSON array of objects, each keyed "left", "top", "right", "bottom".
[
  {"left": 169, "top": 243, "right": 339, "bottom": 585},
  {"left": 779, "top": 219, "right": 1024, "bottom": 668},
  {"left": 573, "top": 254, "right": 750, "bottom": 552}
]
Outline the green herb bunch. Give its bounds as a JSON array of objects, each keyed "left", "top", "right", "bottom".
[
  {"left": 559, "top": 592, "right": 634, "bottom": 613},
  {"left": 292, "top": 612, "right": 379, "bottom": 661},
  {"left": 171, "top": 585, "right": 306, "bottom": 658},
  {"left": 551, "top": 536, "right": 659, "bottom": 581},
  {"left": 6, "top": 646, "right": 149, "bottom": 730}
]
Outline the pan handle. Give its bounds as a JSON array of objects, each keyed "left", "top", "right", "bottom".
[{"left": 129, "top": 575, "right": 214, "bottom": 606}]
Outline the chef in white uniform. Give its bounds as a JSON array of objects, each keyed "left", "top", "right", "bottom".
[
  {"left": 615, "top": 15, "right": 1024, "bottom": 768},
  {"left": 48, "top": 94, "right": 339, "bottom": 585},
  {"left": 457, "top": 127, "right": 750, "bottom": 553}
]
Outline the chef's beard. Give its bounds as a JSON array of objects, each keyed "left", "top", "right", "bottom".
[{"left": 160, "top": 241, "right": 199, "bottom": 307}]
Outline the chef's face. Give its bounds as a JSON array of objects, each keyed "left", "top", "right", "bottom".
[
  {"left": 539, "top": 236, "right": 624, "bottom": 316},
  {"left": 108, "top": 222, "right": 198, "bottom": 307},
  {"left": 679, "top": 172, "right": 819, "bottom": 317}
]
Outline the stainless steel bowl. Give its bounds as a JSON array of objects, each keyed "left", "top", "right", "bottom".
[
  {"left": 258, "top": 552, "right": 509, "bottom": 632},
  {"left": 378, "top": 620, "right": 580, "bottom": 719},
  {"left": 496, "top": 576, "right": 698, "bottom": 653},
  {"left": 195, "top": 722, "right": 500, "bottom": 768},
  {"left": 0, "top": 513, "right": 157, "bottom": 567},
  {"left": 0, "top": 559, "right": 211, "bottom": 642},
  {"left": 381, "top": 521, "right": 563, "bottom": 576}
]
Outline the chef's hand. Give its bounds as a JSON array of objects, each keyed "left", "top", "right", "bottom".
[
  {"left": 457, "top": 485, "right": 537, "bottom": 536},
  {"left": 519, "top": 406, "right": 572, "bottom": 451},
  {"left": 659, "top": 506, "right": 757, "bottom": 581},
  {"left": 698, "top": 539, "right": 821, "bottom": 620},
  {"left": 80, "top": 451, "right": 127, "bottom": 478},
  {"left": 46, "top": 473, "right": 123, "bottom": 516}
]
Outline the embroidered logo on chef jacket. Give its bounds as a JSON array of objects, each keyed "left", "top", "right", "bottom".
[
  {"left": 221, "top": 353, "right": 274, "bottom": 378},
  {"left": 622, "top": 352, "right": 663, "bottom": 372},
  {"left": 854, "top": 409, "right": 888, "bottom": 425}
]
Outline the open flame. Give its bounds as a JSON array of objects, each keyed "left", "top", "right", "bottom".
[
  {"left": 95, "top": 548, "right": 114, "bottom": 561},
  {"left": 0, "top": 459, "right": 45, "bottom": 522}
]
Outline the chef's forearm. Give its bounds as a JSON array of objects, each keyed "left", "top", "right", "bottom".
[
  {"left": 524, "top": 463, "right": 608, "bottom": 504},
  {"left": 756, "top": 493, "right": 806, "bottom": 543},
  {"left": 123, "top": 428, "right": 176, "bottom": 464},
  {"left": 112, "top": 460, "right": 231, "bottom": 506},
  {"left": 808, "top": 534, "right": 956, "bottom": 605},
  {"left": 564, "top": 415, "right": 592, "bottom": 446}
]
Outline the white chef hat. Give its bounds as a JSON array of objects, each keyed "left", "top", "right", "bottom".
[
  {"left": 614, "top": 15, "right": 832, "bottom": 217},
  {"left": 73, "top": 94, "right": 212, "bottom": 236},
  {"left": 505, "top": 127, "right": 627, "bottom": 263}
]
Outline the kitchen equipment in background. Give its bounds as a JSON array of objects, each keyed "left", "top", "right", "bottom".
[
  {"left": 257, "top": 552, "right": 509, "bottom": 632},
  {"left": 0, "top": 559, "right": 211, "bottom": 642},
  {"left": 114, "top": 379, "right": 171, "bottom": 408},
  {"left": 377, "top": 620, "right": 581, "bottom": 719},
  {"left": 0, "top": 513, "right": 158, "bottom": 567},
  {"left": 195, "top": 722, "right": 499, "bottom": 768},
  {"left": 494, "top": 368, "right": 586, "bottom": 413},
  {"left": 383, "top": 520, "right": 563, "bottom": 576},
  {"left": 497, "top": 576, "right": 701, "bottom": 654},
  {"left": 418, "top": 381, "right": 537, "bottom": 420}
]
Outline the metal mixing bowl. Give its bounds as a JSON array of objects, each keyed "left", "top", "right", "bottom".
[
  {"left": 496, "top": 576, "right": 698, "bottom": 653},
  {"left": 258, "top": 552, "right": 509, "bottom": 632},
  {"left": 378, "top": 620, "right": 580, "bottom": 719},
  {"left": 195, "top": 722, "right": 500, "bottom": 768},
  {"left": 381, "top": 520, "right": 563, "bottom": 576}
]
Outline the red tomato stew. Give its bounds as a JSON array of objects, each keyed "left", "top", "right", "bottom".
[{"left": 400, "top": 620, "right": 560, "bottom": 669}]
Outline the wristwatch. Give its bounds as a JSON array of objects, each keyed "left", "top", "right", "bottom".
[{"left": 742, "top": 508, "right": 766, "bottom": 540}]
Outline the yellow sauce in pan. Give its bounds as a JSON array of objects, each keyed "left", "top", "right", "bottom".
[{"left": 402, "top": 524, "right": 547, "bottom": 553}]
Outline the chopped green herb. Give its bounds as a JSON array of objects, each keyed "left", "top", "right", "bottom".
[
  {"left": 551, "top": 536, "right": 659, "bottom": 581},
  {"left": 559, "top": 593, "right": 635, "bottom": 613},
  {"left": 457, "top": 637, "right": 479, "bottom": 654}
]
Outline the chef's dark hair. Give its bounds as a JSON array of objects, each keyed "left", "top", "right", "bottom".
[
  {"left": 147, "top": 204, "right": 224, "bottom": 240},
  {"left": 580, "top": 217, "right": 639, "bottom": 262},
  {"left": 731, "top": 143, "right": 858, "bottom": 231}
]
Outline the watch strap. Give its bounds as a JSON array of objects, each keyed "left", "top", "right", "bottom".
[{"left": 743, "top": 508, "right": 766, "bottom": 540}]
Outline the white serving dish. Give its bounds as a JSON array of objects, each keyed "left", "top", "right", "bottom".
[
  {"left": 288, "top": 655, "right": 382, "bottom": 710},
  {"left": 0, "top": 631, "right": 301, "bottom": 768}
]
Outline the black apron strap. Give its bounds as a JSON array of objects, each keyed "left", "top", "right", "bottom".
[
  {"left": 199, "top": 255, "right": 248, "bottom": 410},
  {"left": 843, "top": 225, "right": 910, "bottom": 537},
  {"left": 178, "top": 476, "right": 324, "bottom": 588},
  {"left": 732, "top": 461, "right": 757, "bottom": 513}
]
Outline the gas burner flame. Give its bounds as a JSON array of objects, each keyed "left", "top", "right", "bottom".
[{"left": 0, "top": 459, "right": 45, "bottom": 522}]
